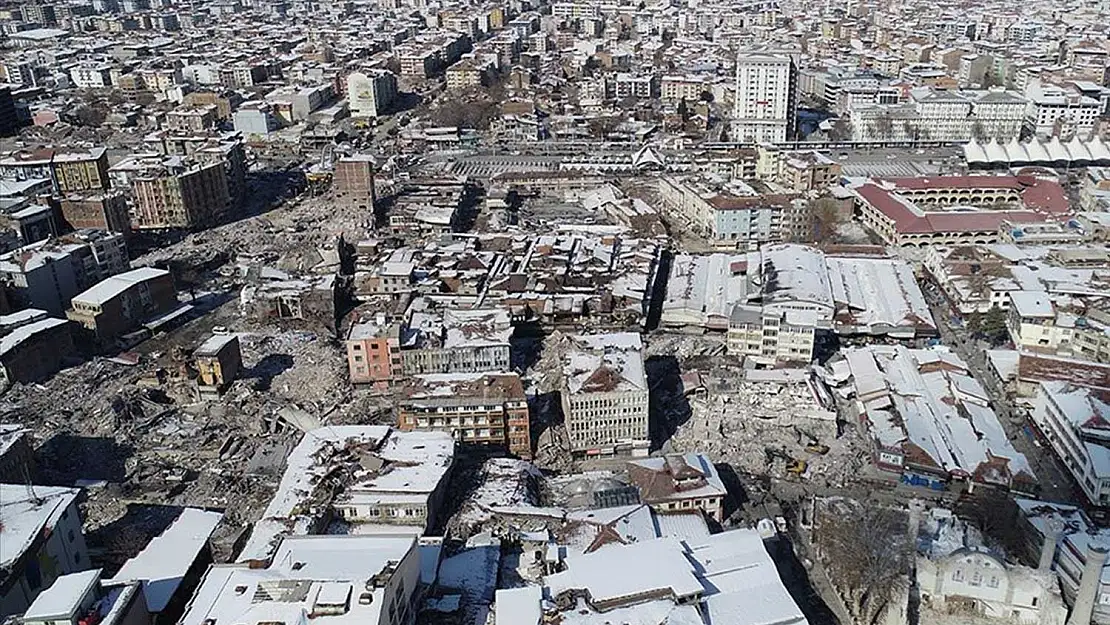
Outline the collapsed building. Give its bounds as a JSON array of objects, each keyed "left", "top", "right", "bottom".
[
  {"left": 345, "top": 299, "right": 513, "bottom": 387},
  {"left": 239, "top": 269, "right": 340, "bottom": 335},
  {"left": 238, "top": 426, "right": 455, "bottom": 563}
]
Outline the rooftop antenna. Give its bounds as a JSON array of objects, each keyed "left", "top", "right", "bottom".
[{"left": 23, "top": 463, "right": 43, "bottom": 506}]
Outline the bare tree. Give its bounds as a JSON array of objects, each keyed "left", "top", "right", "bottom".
[
  {"left": 432, "top": 89, "right": 498, "bottom": 130},
  {"left": 811, "top": 196, "right": 845, "bottom": 242},
  {"left": 587, "top": 116, "right": 621, "bottom": 139},
  {"left": 73, "top": 105, "right": 107, "bottom": 127},
  {"left": 829, "top": 116, "right": 853, "bottom": 141},
  {"left": 971, "top": 121, "right": 989, "bottom": 142},
  {"left": 816, "top": 500, "right": 912, "bottom": 625},
  {"left": 955, "top": 489, "right": 1026, "bottom": 561},
  {"left": 875, "top": 113, "right": 894, "bottom": 140}
]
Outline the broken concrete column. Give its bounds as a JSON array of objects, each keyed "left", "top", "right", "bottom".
[{"left": 1039, "top": 518, "right": 1065, "bottom": 573}]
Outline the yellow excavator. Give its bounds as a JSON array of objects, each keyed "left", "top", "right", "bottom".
[
  {"left": 795, "top": 425, "right": 830, "bottom": 455},
  {"left": 765, "top": 447, "right": 807, "bottom": 477}
]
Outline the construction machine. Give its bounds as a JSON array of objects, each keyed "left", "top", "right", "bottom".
[
  {"left": 764, "top": 447, "right": 808, "bottom": 477},
  {"left": 794, "top": 425, "right": 830, "bottom": 455}
]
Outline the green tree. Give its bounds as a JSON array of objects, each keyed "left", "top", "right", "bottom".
[{"left": 980, "top": 305, "right": 1009, "bottom": 345}]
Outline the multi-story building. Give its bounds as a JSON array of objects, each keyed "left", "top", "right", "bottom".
[
  {"left": 112, "top": 155, "right": 230, "bottom": 230},
  {"left": 612, "top": 73, "right": 658, "bottom": 99},
  {"left": 69, "top": 63, "right": 112, "bottom": 88},
  {"left": 561, "top": 332, "right": 649, "bottom": 457},
  {"left": 59, "top": 192, "right": 130, "bottom": 234},
  {"left": 180, "top": 535, "right": 421, "bottom": 625},
  {"left": 397, "top": 45, "right": 439, "bottom": 78},
  {"left": 626, "top": 453, "right": 728, "bottom": 522},
  {"left": 1031, "top": 381, "right": 1110, "bottom": 506},
  {"left": 0, "top": 88, "right": 16, "bottom": 137},
  {"left": 755, "top": 147, "right": 842, "bottom": 192},
  {"left": 731, "top": 52, "right": 797, "bottom": 143},
  {"left": 397, "top": 372, "right": 530, "bottom": 457},
  {"left": 66, "top": 267, "right": 177, "bottom": 341},
  {"left": 333, "top": 155, "right": 376, "bottom": 211},
  {"left": 851, "top": 88, "right": 1027, "bottom": 142},
  {"left": 0, "top": 232, "right": 129, "bottom": 315},
  {"left": 445, "top": 59, "right": 488, "bottom": 91},
  {"left": 346, "top": 70, "right": 397, "bottom": 118},
  {"left": 164, "top": 106, "right": 217, "bottom": 133},
  {"left": 726, "top": 304, "right": 817, "bottom": 364},
  {"left": 0, "top": 310, "right": 74, "bottom": 387},
  {"left": 661, "top": 75, "right": 710, "bottom": 104},
  {"left": 0, "top": 484, "right": 89, "bottom": 617},
  {"left": 657, "top": 176, "right": 801, "bottom": 249},
  {"left": 400, "top": 307, "right": 512, "bottom": 375},
  {"left": 1024, "top": 81, "right": 1101, "bottom": 139},
  {"left": 850, "top": 175, "right": 1070, "bottom": 247},
  {"left": 0, "top": 147, "right": 110, "bottom": 195},
  {"left": 346, "top": 318, "right": 401, "bottom": 387}
]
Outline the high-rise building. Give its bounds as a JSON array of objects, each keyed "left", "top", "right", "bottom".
[
  {"left": 347, "top": 70, "right": 398, "bottom": 118},
  {"left": 731, "top": 53, "right": 798, "bottom": 143}
]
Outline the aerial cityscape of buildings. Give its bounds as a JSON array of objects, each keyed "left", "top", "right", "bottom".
[{"left": 3, "top": 0, "right": 1110, "bottom": 623}]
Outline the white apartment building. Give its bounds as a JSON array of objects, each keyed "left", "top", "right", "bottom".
[
  {"left": 69, "top": 63, "right": 113, "bottom": 88},
  {"left": 347, "top": 70, "right": 398, "bottom": 117},
  {"left": 1031, "top": 381, "right": 1110, "bottom": 506},
  {"left": 612, "top": 73, "right": 657, "bottom": 99},
  {"left": 1006, "top": 291, "right": 1072, "bottom": 353},
  {"left": 1005, "top": 22, "right": 1043, "bottom": 44},
  {"left": 181, "top": 535, "right": 421, "bottom": 625},
  {"left": 552, "top": 1, "right": 599, "bottom": 18},
  {"left": 731, "top": 53, "right": 797, "bottom": 143},
  {"left": 726, "top": 305, "right": 817, "bottom": 364},
  {"left": 0, "top": 484, "right": 89, "bottom": 616},
  {"left": 851, "top": 87, "right": 1026, "bottom": 141},
  {"left": 1024, "top": 81, "right": 1101, "bottom": 139},
  {"left": 561, "top": 333, "right": 649, "bottom": 457}
]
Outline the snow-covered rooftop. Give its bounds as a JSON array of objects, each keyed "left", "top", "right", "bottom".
[{"left": 108, "top": 508, "right": 224, "bottom": 612}]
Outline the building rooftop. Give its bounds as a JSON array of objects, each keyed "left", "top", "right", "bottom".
[
  {"left": 72, "top": 267, "right": 170, "bottom": 307},
  {"left": 108, "top": 508, "right": 223, "bottom": 612},
  {"left": 238, "top": 427, "right": 453, "bottom": 563},
  {"left": 182, "top": 535, "right": 417, "bottom": 625},
  {"left": 564, "top": 333, "right": 646, "bottom": 395},
  {"left": 24, "top": 569, "right": 102, "bottom": 622},
  {"left": 0, "top": 484, "right": 81, "bottom": 571}
]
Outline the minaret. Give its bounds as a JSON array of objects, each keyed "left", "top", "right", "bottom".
[{"left": 1068, "top": 543, "right": 1110, "bottom": 625}]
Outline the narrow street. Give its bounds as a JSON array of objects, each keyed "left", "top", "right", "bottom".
[{"left": 922, "top": 285, "right": 1080, "bottom": 505}]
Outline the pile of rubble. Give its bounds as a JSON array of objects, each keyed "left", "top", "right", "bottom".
[
  {"left": 668, "top": 368, "right": 868, "bottom": 489},
  {"left": 446, "top": 458, "right": 550, "bottom": 540}
]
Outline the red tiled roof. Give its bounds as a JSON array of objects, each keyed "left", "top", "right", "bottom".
[{"left": 856, "top": 175, "right": 1071, "bottom": 235}]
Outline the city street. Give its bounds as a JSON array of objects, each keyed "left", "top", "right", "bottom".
[{"left": 920, "top": 280, "right": 1081, "bottom": 505}]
